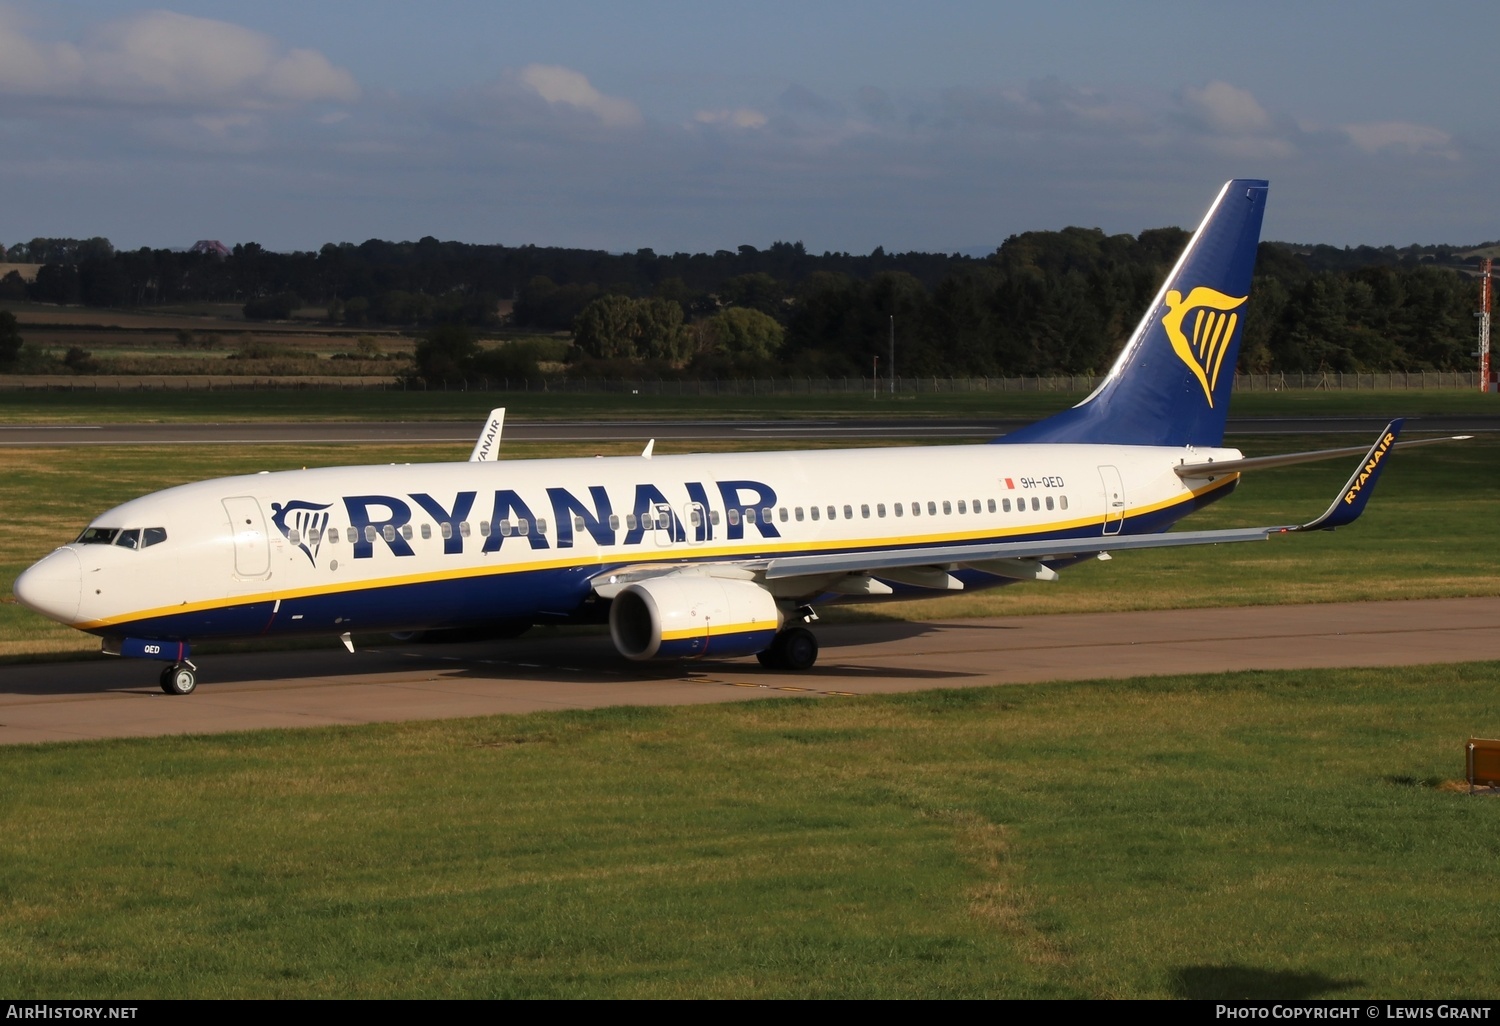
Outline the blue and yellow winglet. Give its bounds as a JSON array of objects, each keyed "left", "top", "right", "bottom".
[{"left": 1291, "top": 419, "right": 1403, "bottom": 532}]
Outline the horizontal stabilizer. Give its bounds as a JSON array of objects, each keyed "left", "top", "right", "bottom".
[{"left": 1175, "top": 424, "right": 1468, "bottom": 478}]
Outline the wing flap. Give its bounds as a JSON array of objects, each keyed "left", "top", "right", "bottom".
[{"left": 761, "top": 527, "right": 1281, "bottom": 582}]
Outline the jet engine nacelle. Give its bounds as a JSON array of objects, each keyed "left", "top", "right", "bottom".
[{"left": 609, "top": 576, "right": 782, "bottom": 661}]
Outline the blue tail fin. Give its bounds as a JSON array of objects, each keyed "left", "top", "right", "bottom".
[{"left": 997, "top": 179, "right": 1268, "bottom": 447}]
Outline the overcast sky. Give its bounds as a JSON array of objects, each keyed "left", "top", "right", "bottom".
[{"left": 1, "top": 1, "right": 1496, "bottom": 255}]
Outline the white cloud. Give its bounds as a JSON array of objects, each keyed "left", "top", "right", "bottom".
[
  {"left": 1180, "top": 80, "right": 1271, "bottom": 136},
  {"left": 1341, "top": 121, "right": 1457, "bottom": 159},
  {"left": 517, "top": 64, "right": 641, "bottom": 128},
  {"left": 0, "top": 9, "right": 357, "bottom": 108},
  {"left": 941, "top": 77, "right": 1144, "bottom": 133},
  {"left": 693, "top": 107, "right": 768, "bottom": 129}
]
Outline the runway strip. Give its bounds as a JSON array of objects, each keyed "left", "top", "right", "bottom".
[
  {"left": 1, "top": 597, "right": 1496, "bottom": 746},
  {"left": 1, "top": 415, "right": 1494, "bottom": 447}
]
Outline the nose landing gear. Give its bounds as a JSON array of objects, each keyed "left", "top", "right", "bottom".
[{"left": 159, "top": 661, "right": 198, "bottom": 696}]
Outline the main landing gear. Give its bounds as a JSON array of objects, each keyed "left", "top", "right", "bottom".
[
  {"left": 757, "top": 626, "right": 819, "bottom": 671},
  {"left": 159, "top": 662, "right": 198, "bottom": 696}
]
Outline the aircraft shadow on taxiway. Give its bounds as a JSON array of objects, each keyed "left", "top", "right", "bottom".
[{"left": 0, "top": 619, "right": 978, "bottom": 697}]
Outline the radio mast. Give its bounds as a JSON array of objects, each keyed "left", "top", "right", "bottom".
[{"left": 1482, "top": 258, "right": 1493, "bottom": 393}]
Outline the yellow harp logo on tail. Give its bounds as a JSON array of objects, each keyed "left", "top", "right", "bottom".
[{"left": 1162, "top": 287, "right": 1248, "bottom": 407}]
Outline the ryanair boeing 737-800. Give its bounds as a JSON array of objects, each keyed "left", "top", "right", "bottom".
[{"left": 13, "top": 180, "right": 1463, "bottom": 694}]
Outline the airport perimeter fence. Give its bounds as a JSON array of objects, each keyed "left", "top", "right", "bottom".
[{"left": 0, "top": 370, "right": 1485, "bottom": 393}]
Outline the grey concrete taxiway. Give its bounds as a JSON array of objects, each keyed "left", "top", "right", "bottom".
[
  {"left": 1, "top": 415, "right": 1495, "bottom": 448},
  {"left": 2, "top": 597, "right": 1496, "bottom": 746}
]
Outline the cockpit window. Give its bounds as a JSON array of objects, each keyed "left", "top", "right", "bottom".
[{"left": 75, "top": 526, "right": 167, "bottom": 548}]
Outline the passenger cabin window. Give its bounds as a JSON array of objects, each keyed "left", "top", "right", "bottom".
[
  {"left": 860, "top": 504, "right": 869, "bottom": 519},
  {"left": 957, "top": 500, "right": 967, "bottom": 514},
  {"left": 942, "top": 501, "right": 952, "bottom": 515},
  {"left": 744, "top": 509, "right": 755, "bottom": 525},
  {"left": 762, "top": 507, "right": 773, "bottom": 523},
  {"left": 728, "top": 509, "right": 741, "bottom": 526},
  {"left": 459, "top": 522, "right": 471, "bottom": 538},
  {"left": 927, "top": 501, "right": 937, "bottom": 516},
  {"left": 288, "top": 529, "right": 300, "bottom": 545},
  {"left": 1045, "top": 496, "right": 1054, "bottom": 511},
  {"left": 364, "top": 526, "right": 377, "bottom": 543},
  {"left": 480, "top": 520, "right": 492, "bottom": 537},
  {"left": 827, "top": 506, "right": 836, "bottom": 521},
  {"left": 1003, "top": 499, "right": 1011, "bottom": 513},
  {"left": 795, "top": 507, "right": 805, "bottom": 521},
  {"left": 844, "top": 505, "right": 854, "bottom": 520},
  {"left": 877, "top": 504, "right": 886, "bottom": 518},
  {"left": 1031, "top": 497, "right": 1040, "bottom": 511},
  {"left": 894, "top": 503, "right": 903, "bottom": 517},
  {"left": 609, "top": 514, "right": 621, "bottom": 530},
  {"left": 988, "top": 499, "right": 996, "bottom": 513},
  {"left": 327, "top": 528, "right": 340, "bottom": 543},
  {"left": 810, "top": 507, "right": 820, "bottom": 521},
  {"left": 439, "top": 523, "right": 451, "bottom": 540},
  {"left": 779, "top": 508, "right": 789, "bottom": 523},
  {"left": 910, "top": 502, "right": 919, "bottom": 517},
  {"left": 383, "top": 525, "right": 397, "bottom": 542},
  {"left": 1060, "top": 496, "right": 1069, "bottom": 510},
  {"left": 421, "top": 524, "right": 432, "bottom": 540},
  {"left": 710, "top": 511, "right": 720, "bottom": 526}
]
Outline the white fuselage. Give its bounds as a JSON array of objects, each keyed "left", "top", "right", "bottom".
[{"left": 21, "top": 440, "right": 1240, "bottom": 641}]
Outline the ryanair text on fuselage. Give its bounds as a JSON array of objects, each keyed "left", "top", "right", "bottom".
[{"left": 271, "top": 478, "right": 783, "bottom": 564}]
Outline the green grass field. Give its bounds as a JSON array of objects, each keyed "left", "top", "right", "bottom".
[
  {"left": 3, "top": 662, "right": 1499, "bottom": 998},
  {"left": 1, "top": 391, "right": 1496, "bottom": 997}
]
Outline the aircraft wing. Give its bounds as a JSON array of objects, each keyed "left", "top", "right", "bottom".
[
  {"left": 762, "top": 419, "right": 1409, "bottom": 586},
  {"left": 590, "top": 419, "right": 1417, "bottom": 599}
]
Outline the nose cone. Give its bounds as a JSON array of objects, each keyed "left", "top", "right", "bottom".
[{"left": 13, "top": 548, "right": 82, "bottom": 624}]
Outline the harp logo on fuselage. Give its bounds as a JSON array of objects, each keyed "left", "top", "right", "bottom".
[
  {"left": 1162, "top": 286, "right": 1247, "bottom": 408},
  {"left": 269, "top": 500, "right": 332, "bottom": 566}
]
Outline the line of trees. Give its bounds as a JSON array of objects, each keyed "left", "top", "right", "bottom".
[{"left": 2, "top": 231, "right": 1490, "bottom": 381}]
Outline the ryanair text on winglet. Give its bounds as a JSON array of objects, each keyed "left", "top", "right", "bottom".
[{"left": 1343, "top": 431, "right": 1396, "bottom": 506}]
